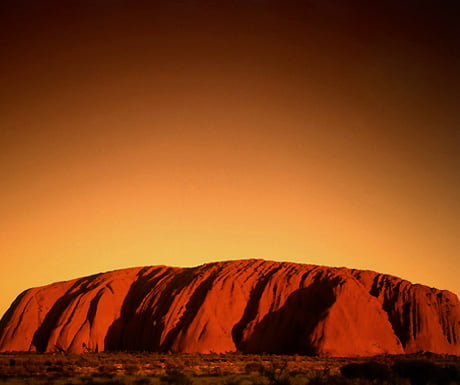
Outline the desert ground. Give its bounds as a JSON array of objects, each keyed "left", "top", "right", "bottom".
[{"left": 0, "top": 352, "right": 458, "bottom": 385}]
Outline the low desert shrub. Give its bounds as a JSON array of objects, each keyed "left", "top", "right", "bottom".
[
  {"left": 225, "top": 376, "right": 243, "bottom": 385},
  {"left": 307, "top": 372, "right": 347, "bottom": 385},
  {"left": 340, "top": 361, "right": 391, "bottom": 382},
  {"left": 134, "top": 377, "right": 153, "bottom": 385},
  {"left": 439, "top": 364, "right": 460, "bottom": 385},
  {"left": 257, "top": 360, "right": 294, "bottom": 385},
  {"left": 393, "top": 359, "right": 443, "bottom": 385},
  {"left": 245, "top": 363, "right": 264, "bottom": 375},
  {"left": 160, "top": 369, "right": 193, "bottom": 385}
]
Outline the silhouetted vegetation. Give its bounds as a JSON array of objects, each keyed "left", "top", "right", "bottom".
[
  {"left": 160, "top": 366, "right": 193, "bottom": 385},
  {"left": 0, "top": 352, "right": 458, "bottom": 385},
  {"left": 393, "top": 359, "right": 460, "bottom": 385},
  {"left": 340, "top": 361, "right": 391, "bottom": 381}
]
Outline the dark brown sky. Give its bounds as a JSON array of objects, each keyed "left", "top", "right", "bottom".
[{"left": 0, "top": 0, "right": 459, "bottom": 317}]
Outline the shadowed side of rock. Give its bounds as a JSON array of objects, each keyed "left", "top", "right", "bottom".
[{"left": 352, "top": 270, "right": 460, "bottom": 355}]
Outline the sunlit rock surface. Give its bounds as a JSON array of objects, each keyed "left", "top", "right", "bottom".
[{"left": 0, "top": 260, "right": 458, "bottom": 355}]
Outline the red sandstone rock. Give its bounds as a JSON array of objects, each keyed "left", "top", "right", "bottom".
[{"left": 0, "top": 260, "right": 458, "bottom": 355}]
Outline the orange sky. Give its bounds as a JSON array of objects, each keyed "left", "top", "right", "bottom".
[{"left": 1, "top": 0, "right": 459, "bottom": 318}]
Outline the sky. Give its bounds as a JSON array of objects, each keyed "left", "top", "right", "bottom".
[{"left": 0, "top": 0, "right": 459, "bottom": 318}]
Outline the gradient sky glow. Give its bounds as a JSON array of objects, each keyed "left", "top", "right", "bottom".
[{"left": 1, "top": 0, "right": 459, "bottom": 318}]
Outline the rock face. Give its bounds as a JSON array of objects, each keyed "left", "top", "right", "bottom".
[{"left": 0, "top": 259, "right": 459, "bottom": 356}]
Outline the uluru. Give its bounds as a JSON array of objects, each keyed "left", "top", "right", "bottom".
[{"left": 0, "top": 259, "right": 458, "bottom": 356}]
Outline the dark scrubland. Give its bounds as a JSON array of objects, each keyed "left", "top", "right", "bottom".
[{"left": 0, "top": 352, "right": 458, "bottom": 385}]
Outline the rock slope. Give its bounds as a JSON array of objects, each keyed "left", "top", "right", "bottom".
[{"left": 0, "top": 259, "right": 459, "bottom": 356}]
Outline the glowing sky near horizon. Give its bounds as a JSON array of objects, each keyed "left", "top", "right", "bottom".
[{"left": 0, "top": 0, "right": 459, "bottom": 318}]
